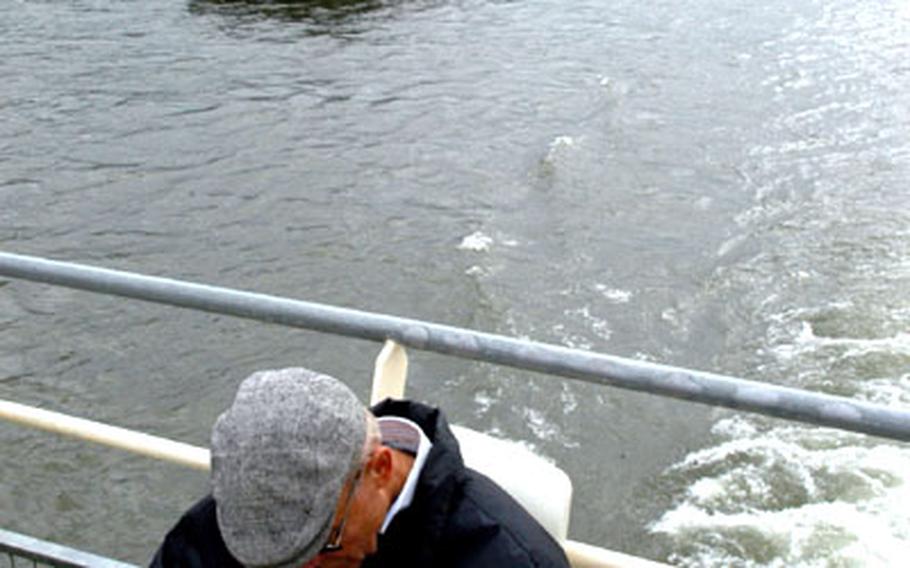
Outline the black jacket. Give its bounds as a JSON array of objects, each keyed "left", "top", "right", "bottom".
[
  {"left": 151, "top": 400, "right": 569, "bottom": 568},
  {"left": 151, "top": 495, "right": 241, "bottom": 568}
]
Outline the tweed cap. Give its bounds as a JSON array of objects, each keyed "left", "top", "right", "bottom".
[{"left": 211, "top": 368, "right": 367, "bottom": 567}]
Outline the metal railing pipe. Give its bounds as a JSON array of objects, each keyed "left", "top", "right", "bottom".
[
  {"left": 2, "top": 251, "right": 910, "bottom": 442},
  {"left": 0, "top": 528, "right": 138, "bottom": 568}
]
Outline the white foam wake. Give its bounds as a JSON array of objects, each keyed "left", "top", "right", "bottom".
[{"left": 650, "top": 416, "right": 910, "bottom": 566}]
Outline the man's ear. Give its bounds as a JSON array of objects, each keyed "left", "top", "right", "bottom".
[{"left": 368, "top": 446, "right": 394, "bottom": 482}]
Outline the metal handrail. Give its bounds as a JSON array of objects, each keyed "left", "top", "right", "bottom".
[
  {"left": 2, "top": 250, "right": 909, "bottom": 441},
  {"left": 0, "top": 528, "right": 138, "bottom": 568}
]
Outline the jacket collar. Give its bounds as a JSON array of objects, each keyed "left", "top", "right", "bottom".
[{"left": 370, "top": 399, "right": 466, "bottom": 558}]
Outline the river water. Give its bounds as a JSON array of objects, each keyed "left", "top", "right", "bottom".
[{"left": 2, "top": 0, "right": 909, "bottom": 565}]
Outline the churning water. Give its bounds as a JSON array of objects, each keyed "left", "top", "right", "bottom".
[{"left": 1, "top": 0, "right": 909, "bottom": 565}]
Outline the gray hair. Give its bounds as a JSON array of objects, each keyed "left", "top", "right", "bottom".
[{"left": 362, "top": 411, "right": 382, "bottom": 465}]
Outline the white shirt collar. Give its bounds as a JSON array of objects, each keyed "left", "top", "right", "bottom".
[{"left": 377, "top": 416, "right": 433, "bottom": 533}]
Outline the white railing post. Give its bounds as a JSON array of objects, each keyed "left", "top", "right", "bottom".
[{"left": 370, "top": 339, "right": 409, "bottom": 405}]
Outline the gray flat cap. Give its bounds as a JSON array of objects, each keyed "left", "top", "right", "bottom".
[{"left": 211, "top": 368, "right": 367, "bottom": 567}]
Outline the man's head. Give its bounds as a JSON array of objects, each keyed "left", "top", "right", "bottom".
[{"left": 210, "top": 367, "right": 391, "bottom": 568}]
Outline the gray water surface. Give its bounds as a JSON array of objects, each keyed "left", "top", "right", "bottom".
[{"left": 2, "top": 0, "right": 909, "bottom": 565}]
